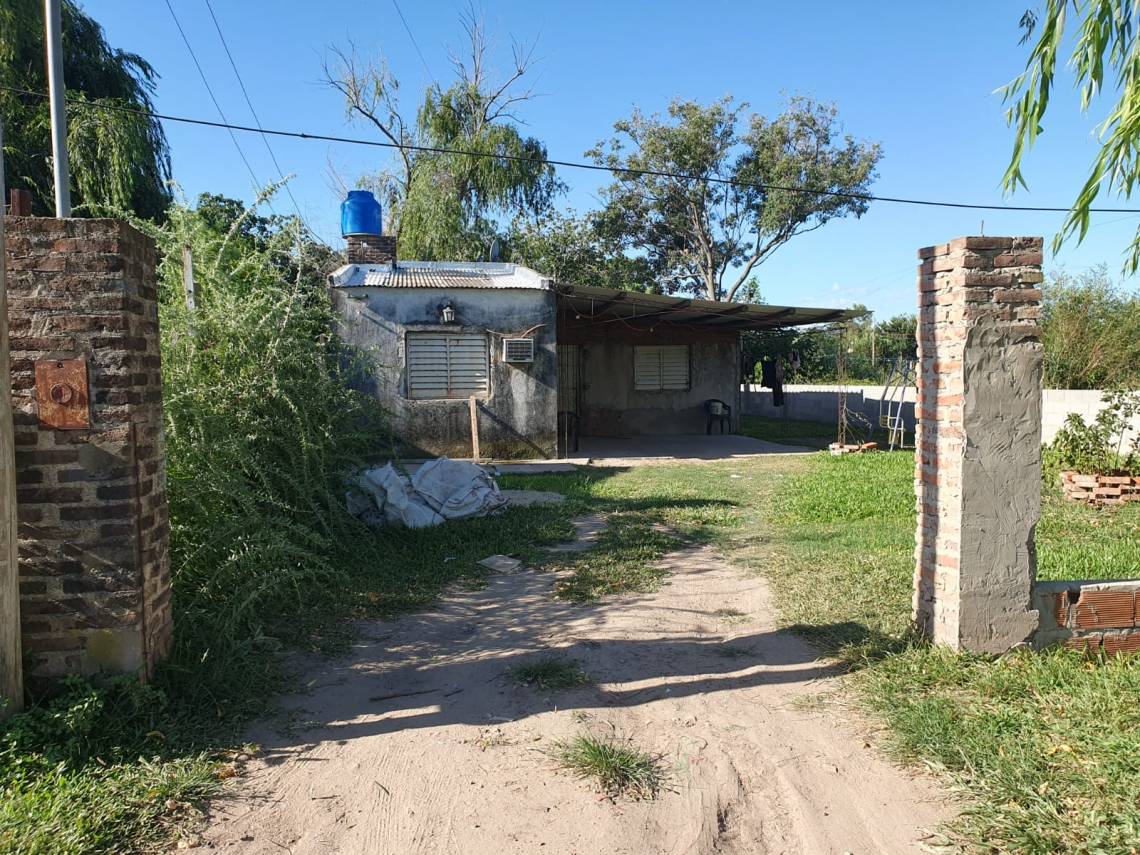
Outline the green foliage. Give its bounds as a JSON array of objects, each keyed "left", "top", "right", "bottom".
[
  {"left": 1049, "top": 389, "right": 1140, "bottom": 475},
  {"left": 508, "top": 658, "right": 593, "bottom": 691},
  {"left": 0, "top": 677, "right": 220, "bottom": 855},
  {"left": 551, "top": 517, "right": 679, "bottom": 603},
  {"left": 138, "top": 196, "right": 391, "bottom": 636},
  {"left": 589, "top": 95, "right": 881, "bottom": 301},
  {"left": 506, "top": 209, "right": 654, "bottom": 289},
  {"left": 1041, "top": 265, "right": 1140, "bottom": 389},
  {"left": 0, "top": 0, "right": 171, "bottom": 218},
  {"left": 741, "top": 308, "right": 915, "bottom": 386},
  {"left": 553, "top": 733, "right": 665, "bottom": 800},
  {"left": 1004, "top": 1, "right": 1140, "bottom": 271},
  {"left": 327, "top": 11, "right": 561, "bottom": 260},
  {"left": 764, "top": 452, "right": 1140, "bottom": 852}
]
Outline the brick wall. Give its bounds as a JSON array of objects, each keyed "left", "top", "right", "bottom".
[
  {"left": 913, "top": 236, "right": 1044, "bottom": 653},
  {"left": 345, "top": 234, "right": 397, "bottom": 265},
  {"left": 5, "top": 217, "right": 171, "bottom": 688},
  {"left": 1034, "top": 581, "right": 1140, "bottom": 654}
]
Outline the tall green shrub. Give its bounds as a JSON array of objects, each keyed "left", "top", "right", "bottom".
[
  {"left": 1042, "top": 266, "right": 1140, "bottom": 389},
  {"left": 136, "top": 197, "right": 390, "bottom": 639}
]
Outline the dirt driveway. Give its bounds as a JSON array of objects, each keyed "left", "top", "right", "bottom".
[{"left": 198, "top": 524, "right": 951, "bottom": 854}]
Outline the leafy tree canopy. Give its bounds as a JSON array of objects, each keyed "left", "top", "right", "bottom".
[
  {"left": 506, "top": 209, "right": 653, "bottom": 290},
  {"left": 588, "top": 96, "right": 881, "bottom": 301},
  {"left": 1040, "top": 264, "right": 1140, "bottom": 389},
  {"left": 1005, "top": 2, "right": 1140, "bottom": 270},
  {"left": 0, "top": 0, "right": 171, "bottom": 218},
  {"left": 326, "top": 8, "right": 562, "bottom": 260}
]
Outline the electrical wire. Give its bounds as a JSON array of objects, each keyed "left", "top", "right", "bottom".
[
  {"left": 201, "top": 0, "right": 319, "bottom": 242},
  {"left": 161, "top": 0, "right": 267, "bottom": 205},
  {"left": 391, "top": 0, "right": 438, "bottom": 88},
  {"left": 5, "top": 84, "right": 1140, "bottom": 216}
]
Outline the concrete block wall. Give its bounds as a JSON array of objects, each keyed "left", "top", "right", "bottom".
[
  {"left": 742, "top": 383, "right": 917, "bottom": 436},
  {"left": 740, "top": 384, "right": 1136, "bottom": 446},
  {"left": 912, "top": 236, "right": 1044, "bottom": 653},
  {"left": 5, "top": 217, "right": 172, "bottom": 688}
]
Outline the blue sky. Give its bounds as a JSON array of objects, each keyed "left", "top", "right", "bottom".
[{"left": 85, "top": 0, "right": 1140, "bottom": 318}]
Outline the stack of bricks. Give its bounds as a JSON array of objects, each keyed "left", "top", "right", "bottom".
[
  {"left": 1034, "top": 580, "right": 1140, "bottom": 654},
  {"left": 345, "top": 234, "right": 397, "bottom": 265},
  {"left": 5, "top": 217, "right": 172, "bottom": 689},
  {"left": 913, "top": 236, "right": 1044, "bottom": 654},
  {"left": 1059, "top": 471, "right": 1140, "bottom": 506}
]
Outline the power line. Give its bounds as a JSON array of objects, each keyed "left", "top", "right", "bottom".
[
  {"left": 391, "top": 0, "right": 438, "bottom": 88},
  {"left": 162, "top": 0, "right": 265, "bottom": 199},
  {"left": 6, "top": 83, "right": 1140, "bottom": 216},
  {"left": 200, "top": 0, "right": 325, "bottom": 245}
]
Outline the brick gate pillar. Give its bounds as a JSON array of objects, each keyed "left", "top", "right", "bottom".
[
  {"left": 5, "top": 218, "right": 172, "bottom": 689},
  {"left": 913, "top": 236, "right": 1044, "bottom": 653}
]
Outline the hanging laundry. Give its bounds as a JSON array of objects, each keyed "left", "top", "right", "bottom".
[
  {"left": 772, "top": 358, "right": 786, "bottom": 407},
  {"left": 760, "top": 358, "right": 776, "bottom": 388}
]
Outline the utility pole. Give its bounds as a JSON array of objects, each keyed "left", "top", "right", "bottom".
[
  {"left": 0, "top": 116, "right": 24, "bottom": 717},
  {"left": 45, "top": 0, "right": 71, "bottom": 217}
]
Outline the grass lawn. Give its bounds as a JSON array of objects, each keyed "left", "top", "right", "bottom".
[
  {"left": 740, "top": 413, "right": 900, "bottom": 450},
  {"left": 0, "top": 493, "right": 593, "bottom": 855},
  {"left": 517, "top": 454, "right": 1140, "bottom": 852},
  {"left": 0, "top": 465, "right": 746, "bottom": 854},
  {"left": 4, "top": 451, "right": 1136, "bottom": 853},
  {"left": 762, "top": 452, "right": 1140, "bottom": 854},
  {"left": 739, "top": 414, "right": 839, "bottom": 445}
]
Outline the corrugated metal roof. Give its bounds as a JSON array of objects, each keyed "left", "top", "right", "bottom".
[
  {"left": 558, "top": 284, "right": 861, "bottom": 331},
  {"left": 330, "top": 261, "right": 551, "bottom": 290}
]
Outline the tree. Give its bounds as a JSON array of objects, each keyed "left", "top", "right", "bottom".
[
  {"left": 191, "top": 191, "right": 339, "bottom": 289},
  {"left": 0, "top": 0, "right": 171, "bottom": 218},
  {"left": 874, "top": 314, "right": 918, "bottom": 363},
  {"left": 1004, "top": 2, "right": 1140, "bottom": 270},
  {"left": 506, "top": 209, "right": 653, "bottom": 288},
  {"left": 1040, "top": 265, "right": 1140, "bottom": 389},
  {"left": 587, "top": 96, "right": 881, "bottom": 302},
  {"left": 325, "top": 7, "right": 562, "bottom": 260}
]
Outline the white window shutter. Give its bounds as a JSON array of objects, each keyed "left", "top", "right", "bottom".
[
  {"left": 407, "top": 333, "right": 489, "bottom": 399},
  {"left": 634, "top": 345, "right": 689, "bottom": 391},
  {"left": 659, "top": 345, "right": 689, "bottom": 390}
]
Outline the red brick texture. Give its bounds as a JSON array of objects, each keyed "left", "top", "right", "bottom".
[
  {"left": 1038, "top": 582, "right": 1140, "bottom": 655},
  {"left": 912, "top": 236, "right": 1044, "bottom": 651},
  {"left": 5, "top": 217, "right": 171, "bottom": 688},
  {"left": 345, "top": 234, "right": 397, "bottom": 265},
  {"left": 1059, "top": 471, "right": 1140, "bottom": 507}
]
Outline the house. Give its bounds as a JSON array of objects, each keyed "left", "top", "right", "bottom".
[{"left": 329, "top": 195, "right": 856, "bottom": 460}]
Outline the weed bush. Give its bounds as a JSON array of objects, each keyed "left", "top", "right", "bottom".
[
  {"left": 144, "top": 203, "right": 390, "bottom": 637},
  {"left": 0, "top": 196, "right": 393, "bottom": 853},
  {"left": 1047, "top": 389, "right": 1140, "bottom": 476}
]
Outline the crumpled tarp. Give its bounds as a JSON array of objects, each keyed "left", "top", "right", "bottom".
[{"left": 348, "top": 458, "right": 508, "bottom": 528}]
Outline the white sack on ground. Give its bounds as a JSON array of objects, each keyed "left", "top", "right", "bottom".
[{"left": 348, "top": 458, "right": 507, "bottom": 528}]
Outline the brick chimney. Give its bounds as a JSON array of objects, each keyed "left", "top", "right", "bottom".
[{"left": 346, "top": 234, "right": 397, "bottom": 265}]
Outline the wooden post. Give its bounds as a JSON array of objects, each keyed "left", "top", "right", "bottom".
[
  {"left": 0, "top": 117, "right": 24, "bottom": 716},
  {"left": 468, "top": 396, "right": 481, "bottom": 461}
]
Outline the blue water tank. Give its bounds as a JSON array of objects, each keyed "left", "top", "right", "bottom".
[{"left": 340, "top": 190, "right": 382, "bottom": 237}]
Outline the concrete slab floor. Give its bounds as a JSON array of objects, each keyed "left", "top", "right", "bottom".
[
  {"left": 398, "top": 434, "right": 814, "bottom": 472},
  {"left": 576, "top": 433, "right": 814, "bottom": 466}
]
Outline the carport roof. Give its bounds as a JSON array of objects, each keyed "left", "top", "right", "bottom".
[
  {"left": 557, "top": 284, "right": 860, "bottom": 331},
  {"left": 330, "top": 262, "right": 860, "bottom": 330}
]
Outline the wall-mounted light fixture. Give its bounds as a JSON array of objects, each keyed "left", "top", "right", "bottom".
[{"left": 440, "top": 302, "right": 456, "bottom": 324}]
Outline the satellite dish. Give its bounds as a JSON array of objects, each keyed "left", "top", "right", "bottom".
[{"left": 488, "top": 239, "right": 501, "bottom": 262}]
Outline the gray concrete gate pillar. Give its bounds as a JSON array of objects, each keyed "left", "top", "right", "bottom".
[{"left": 913, "top": 237, "right": 1044, "bottom": 653}]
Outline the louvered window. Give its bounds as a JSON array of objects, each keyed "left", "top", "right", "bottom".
[
  {"left": 634, "top": 345, "right": 689, "bottom": 391},
  {"left": 406, "top": 333, "right": 489, "bottom": 399}
]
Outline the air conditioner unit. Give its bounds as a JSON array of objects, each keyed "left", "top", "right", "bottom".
[{"left": 503, "top": 338, "right": 535, "bottom": 363}]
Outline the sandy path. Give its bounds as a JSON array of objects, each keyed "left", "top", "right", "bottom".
[{"left": 197, "top": 529, "right": 952, "bottom": 854}]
